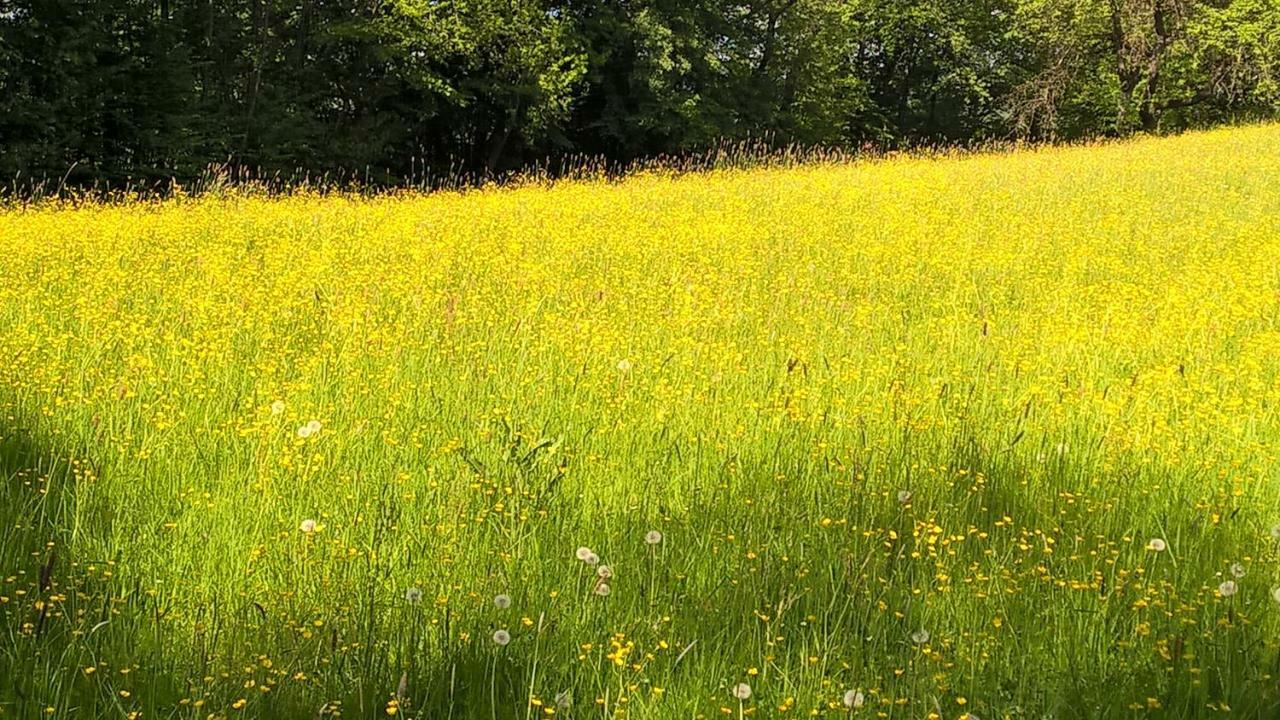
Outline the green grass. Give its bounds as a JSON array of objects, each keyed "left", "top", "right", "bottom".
[{"left": 3, "top": 125, "right": 1280, "bottom": 719}]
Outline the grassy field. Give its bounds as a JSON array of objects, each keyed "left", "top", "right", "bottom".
[{"left": 3, "top": 125, "right": 1280, "bottom": 719}]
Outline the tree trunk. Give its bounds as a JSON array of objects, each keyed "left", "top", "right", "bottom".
[
  {"left": 754, "top": 0, "right": 799, "bottom": 78},
  {"left": 485, "top": 127, "right": 512, "bottom": 175}
]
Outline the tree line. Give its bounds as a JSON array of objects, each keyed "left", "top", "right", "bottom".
[{"left": 1, "top": 0, "right": 1277, "bottom": 188}]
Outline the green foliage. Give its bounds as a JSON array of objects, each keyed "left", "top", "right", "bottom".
[{"left": 0, "top": 0, "right": 1276, "bottom": 187}]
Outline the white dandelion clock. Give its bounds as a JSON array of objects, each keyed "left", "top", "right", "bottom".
[
  {"left": 645, "top": 530, "right": 663, "bottom": 545},
  {"left": 575, "top": 546, "right": 594, "bottom": 562},
  {"left": 1218, "top": 580, "right": 1238, "bottom": 597},
  {"left": 270, "top": 400, "right": 286, "bottom": 415},
  {"left": 910, "top": 628, "right": 930, "bottom": 645},
  {"left": 404, "top": 587, "right": 423, "bottom": 604},
  {"left": 617, "top": 359, "right": 633, "bottom": 372},
  {"left": 492, "top": 629, "right": 511, "bottom": 646},
  {"left": 554, "top": 691, "right": 572, "bottom": 710},
  {"left": 1271, "top": 587, "right": 1280, "bottom": 604},
  {"left": 731, "top": 683, "right": 752, "bottom": 700},
  {"left": 1271, "top": 524, "right": 1280, "bottom": 539},
  {"left": 596, "top": 565, "right": 613, "bottom": 580},
  {"left": 594, "top": 583, "right": 611, "bottom": 597},
  {"left": 299, "top": 518, "right": 317, "bottom": 533},
  {"left": 297, "top": 424, "right": 314, "bottom": 439},
  {"left": 1146, "top": 538, "right": 1166, "bottom": 552},
  {"left": 584, "top": 552, "right": 600, "bottom": 567},
  {"left": 843, "top": 689, "right": 865, "bottom": 709},
  {"left": 1231, "top": 563, "right": 1247, "bottom": 578},
  {"left": 897, "top": 490, "right": 913, "bottom": 505},
  {"left": 493, "top": 594, "right": 511, "bottom": 610}
]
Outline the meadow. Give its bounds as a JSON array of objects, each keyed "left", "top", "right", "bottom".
[{"left": 2, "top": 125, "right": 1280, "bottom": 719}]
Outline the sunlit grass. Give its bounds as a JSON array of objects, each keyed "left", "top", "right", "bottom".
[{"left": 2, "top": 125, "right": 1280, "bottom": 718}]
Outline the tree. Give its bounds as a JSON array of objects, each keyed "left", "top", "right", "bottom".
[
  {"left": 843, "top": 0, "right": 1022, "bottom": 142},
  {"left": 1008, "top": 0, "right": 1280, "bottom": 138},
  {"left": 0, "top": 0, "right": 1275, "bottom": 188}
]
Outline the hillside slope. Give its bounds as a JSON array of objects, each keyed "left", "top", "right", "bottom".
[{"left": 2, "top": 125, "right": 1280, "bottom": 718}]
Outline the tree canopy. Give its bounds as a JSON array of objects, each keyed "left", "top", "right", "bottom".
[{"left": 1, "top": 0, "right": 1276, "bottom": 188}]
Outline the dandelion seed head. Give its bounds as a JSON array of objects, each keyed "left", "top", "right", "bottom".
[
  {"left": 492, "top": 629, "right": 510, "bottom": 646},
  {"left": 297, "top": 420, "right": 322, "bottom": 438},
  {"left": 594, "top": 583, "right": 611, "bottom": 597},
  {"left": 645, "top": 530, "right": 663, "bottom": 545},
  {"left": 270, "top": 400, "right": 285, "bottom": 415},
  {"left": 617, "top": 359, "right": 633, "bottom": 372},
  {"left": 843, "top": 689, "right": 864, "bottom": 708},
  {"left": 910, "top": 628, "right": 930, "bottom": 644},
  {"left": 731, "top": 683, "right": 752, "bottom": 700},
  {"left": 897, "top": 490, "right": 913, "bottom": 505},
  {"left": 493, "top": 594, "right": 511, "bottom": 610},
  {"left": 596, "top": 565, "right": 613, "bottom": 579},
  {"left": 1231, "top": 563, "right": 1247, "bottom": 578},
  {"left": 404, "top": 587, "right": 423, "bottom": 604},
  {"left": 575, "top": 546, "right": 593, "bottom": 562},
  {"left": 299, "top": 518, "right": 317, "bottom": 533},
  {"left": 1218, "top": 580, "right": 1238, "bottom": 597},
  {"left": 1147, "top": 538, "right": 1166, "bottom": 552}
]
